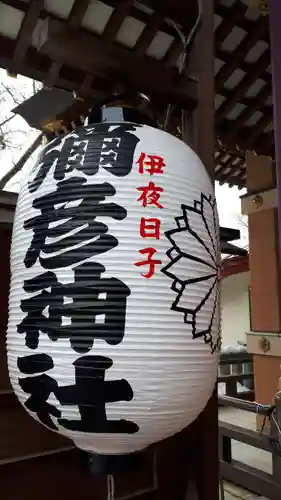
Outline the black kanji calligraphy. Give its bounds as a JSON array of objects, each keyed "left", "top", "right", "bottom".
[
  {"left": 19, "top": 373, "right": 60, "bottom": 430},
  {"left": 18, "top": 270, "right": 60, "bottom": 350},
  {"left": 24, "top": 176, "right": 127, "bottom": 269},
  {"left": 79, "top": 123, "right": 140, "bottom": 177},
  {"left": 28, "top": 123, "right": 140, "bottom": 192},
  {"left": 17, "top": 353, "right": 54, "bottom": 374},
  {"left": 56, "top": 355, "right": 139, "bottom": 434},
  {"left": 18, "top": 262, "right": 131, "bottom": 352}
]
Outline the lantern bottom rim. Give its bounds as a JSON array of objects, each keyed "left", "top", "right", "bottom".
[{"left": 79, "top": 450, "right": 143, "bottom": 475}]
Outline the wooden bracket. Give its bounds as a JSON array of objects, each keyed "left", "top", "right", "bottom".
[
  {"left": 241, "top": 187, "right": 277, "bottom": 215},
  {"left": 246, "top": 331, "right": 281, "bottom": 356}
]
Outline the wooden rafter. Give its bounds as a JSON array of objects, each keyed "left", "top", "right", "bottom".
[
  {"left": 0, "top": 0, "right": 273, "bottom": 189},
  {"left": 219, "top": 85, "right": 271, "bottom": 107},
  {"left": 215, "top": 154, "right": 240, "bottom": 177},
  {"left": 45, "top": 0, "right": 90, "bottom": 88},
  {"left": 217, "top": 50, "right": 271, "bottom": 85},
  {"left": 216, "top": 16, "right": 268, "bottom": 89},
  {"left": 215, "top": 151, "right": 232, "bottom": 167},
  {"left": 0, "top": 34, "right": 112, "bottom": 100},
  {"left": 77, "top": 73, "right": 96, "bottom": 99},
  {"left": 38, "top": 19, "right": 196, "bottom": 109},
  {"left": 222, "top": 176, "right": 245, "bottom": 189},
  {"left": 163, "top": 40, "right": 183, "bottom": 68},
  {"left": 220, "top": 163, "right": 246, "bottom": 188},
  {"left": 243, "top": 110, "right": 272, "bottom": 148},
  {"left": 68, "top": 0, "right": 90, "bottom": 31},
  {"left": 45, "top": 61, "right": 62, "bottom": 89},
  {"left": 217, "top": 157, "right": 245, "bottom": 186},
  {"left": 258, "top": 131, "right": 274, "bottom": 156},
  {"left": 216, "top": 51, "right": 270, "bottom": 124},
  {"left": 219, "top": 156, "right": 244, "bottom": 175},
  {"left": 103, "top": 1, "right": 176, "bottom": 38},
  {"left": 215, "top": 2, "right": 247, "bottom": 50},
  {"left": 222, "top": 83, "right": 272, "bottom": 142},
  {"left": 102, "top": 1, "right": 133, "bottom": 43},
  {"left": 215, "top": 2, "right": 269, "bottom": 42},
  {"left": 138, "top": 0, "right": 200, "bottom": 35},
  {"left": 8, "top": 0, "right": 44, "bottom": 76},
  {"left": 133, "top": 12, "right": 163, "bottom": 58}
]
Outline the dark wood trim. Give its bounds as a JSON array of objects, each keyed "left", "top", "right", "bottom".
[
  {"left": 220, "top": 422, "right": 271, "bottom": 452},
  {"left": 215, "top": 3, "right": 270, "bottom": 42},
  {"left": 221, "top": 460, "right": 280, "bottom": 500}
]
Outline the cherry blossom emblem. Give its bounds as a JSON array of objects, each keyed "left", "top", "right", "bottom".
[{"left": 161, "top": 193, "right": 221, "bottom": 353}]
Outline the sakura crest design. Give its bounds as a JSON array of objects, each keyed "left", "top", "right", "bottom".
[{"left": 161, "top": 193, "right": 221, "bottom": 354}]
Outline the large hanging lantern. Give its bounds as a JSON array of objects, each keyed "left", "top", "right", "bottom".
[{"left": 7, "top": 109, "right": 220, "bottom": 459}]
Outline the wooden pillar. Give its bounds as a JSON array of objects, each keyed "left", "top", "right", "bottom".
[
  {"left": 243, "top": 152, "right": 280, "bottom": 431},
  {"left": 183, "top": 0, "right": 219, "bottom": 497}
]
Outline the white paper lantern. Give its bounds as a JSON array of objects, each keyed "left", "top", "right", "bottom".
[{"left": 7, "top": 121, "right": 220, "bottom": 456}]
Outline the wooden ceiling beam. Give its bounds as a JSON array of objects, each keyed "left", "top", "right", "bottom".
[
  {"left": 243, "top": 111, "right": 273, "bottom": 149},
  {"left": 219, "top": 164, "right": 246, "bottom": 184},
  {"left": 77, "top": 73, "right": 96, "bottom": 99},
  {"left": 250, "top": 131, "right": 274, "bottom": 156},
  {"left": 215, "top": 130, "right": 273, "bottom": 176},
  {"left": 216, "top": 16, "right": 269, "bottom": 88},
  {"left": 217, "top": 157, "right": 246, "bottom": 186},
  {"left": 259, "top": 131, "right": 274, "bottom": 156},
  {"left": 234, "top": 130, "right": 273, "bottom": 157},
  {"left": 103, "top": 1, "right": 133, "bottom": 43},
  {"left": 133, "top": 12, "right": 163, "bottom": 57},
  {"left": 8, "top": 0, "right": 44, "bottom": 75},
  {"left": 222, "top": 82, "right": 272, "bottom": 142},
  {"left": 215, "top": 154, "right": 240, "bottom": 176},
  {"left": 44, "top": 0, "right": 90, "bottom": 88},
  {"left": 0, "top": 34, "right": 194, "bottom": 119},
  {"left": 0, "top": 35, "right": 110, "bottom": 98},
  {"left": 215, "top": 2, "right": 247, "bottom": 50},
  {"left": 216, "top": 49, "right": 272, "bottom": 85},
  {"left": 38, "top": 19, "right": 196, "bottom": 109},
  {"left": 163, "top": 40, "right": 182, "bottom": 68},
  {"left": 216, "top": 50, "right": 270, "bottom": 124},
  {"left": 0, "top": 0, "right": 178, "bottom": 40},
  {"left": 219, "top": 175, "right": 245, "bottom": 188},
  {"left": 136, "top": 0, "right": 199, "bottom": 34},
  {"left": 215, "top": 151, "right": 233, "bottom": 166},
  {"left": 218, "top": 86, "right": 272, "bottom": 108},
  {"left": 218, "top": 170, "right": 245, "bottom": 186},
  {"left": 45, "top": 61, "right": 62, "bottom": 88},
  {"left": 215, "top": 2, "right": 270, "bottom": 43},
  {"left": 217, "top": 127, "right": 272, "bottom": 158},
  {"left": 93, "top": 0, "right": 179, "bottom": 39},
  {"left": 67, "top": 0, "right": 90, "bottom": 31},
  {"left": 215, "top": 152, "right": 227, "bottom": 165}
]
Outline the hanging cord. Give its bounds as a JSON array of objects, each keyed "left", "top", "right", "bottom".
[
  {"left": 107, "top": 475, "right": 115, "bottom": 500},
  {"left": 163, "top": 0, "right": 202, "bottom": 132}
]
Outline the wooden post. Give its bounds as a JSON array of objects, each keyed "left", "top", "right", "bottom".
[
  {"left": 183, "top": 0, "right": 219, "bottom": 498},
  {"left": 244, "top": 152, "right": 281, "bottom": 431}
]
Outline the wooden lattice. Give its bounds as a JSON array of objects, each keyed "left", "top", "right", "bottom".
[{"left": 0, "top": 0, "right": 274, "bottom": 188}]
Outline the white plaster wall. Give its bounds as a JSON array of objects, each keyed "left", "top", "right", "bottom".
[{"left": 221, "top": 271, "right": 250, "bottom": 347}]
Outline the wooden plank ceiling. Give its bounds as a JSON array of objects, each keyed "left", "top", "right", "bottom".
[
  {"left": 214, "top": 0, "right": 272, "bottom": 189},
  {"left": 0, "top": 0, "right": 274, "bottom": 189}
]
